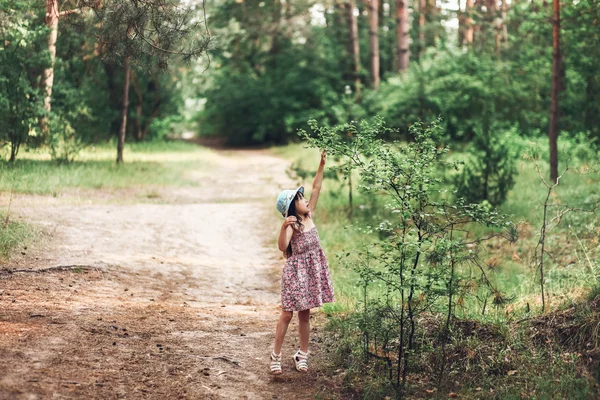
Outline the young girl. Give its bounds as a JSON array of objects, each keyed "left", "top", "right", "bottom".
[{"left": 270, "top": 151, "right": 335, "bottom": 374}]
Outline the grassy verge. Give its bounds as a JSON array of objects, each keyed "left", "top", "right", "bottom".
[
  {"left": 0, "top": 141, "right": 218, "bottom": 195},
  {"left": 324, "top": 304, "right": 599, "bottom": 399},
  {"left": 0, "top": 212, "right": 38, "bottom": 261}
]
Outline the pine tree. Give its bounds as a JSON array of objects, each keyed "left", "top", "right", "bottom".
[{"left": 85, "top": 0, "right": 212, "bottom": 163}]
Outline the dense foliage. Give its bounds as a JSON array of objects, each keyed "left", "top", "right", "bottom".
[
  {"left": 198, "top": 0, "right": 347, "bottom": 146},
  {"left": 198, "top": 0, "right": 599, "bottom": 149},
  {"left": 0, "top": 0, "right": 207, "bottom": 162},
  {"left": 0, "top": 1, "right": 47, "bottom": 161},
  {"left": 2, "top": 0, "right": 598, "bottom": 161},
  {"left": 301, "top": 118, "right": 519, "bottom": 396}
]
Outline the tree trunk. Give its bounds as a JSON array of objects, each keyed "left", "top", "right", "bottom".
[
  {"left": 39, "top": 0, "right": 59, "bottom": 135},
  {"left": 39, "top": 2, "right": 81, "bottom": 135},
  {"left": 396, "top": 0, "right": 409, "bottom": 72},
  {"left": 490, "top": 0, "right": 502, "bottom": 54},
  {"left": 367, "top": 0, "right": 380, "bottom": 89},
  {"left": 549, "top": 0, "right": 560, "bottom": 183},
  {"left": 135, "top": 104, "right": 143, "bottom": 141},
  {"left": 584, "top": 76, "right": 597, "bottom": 137},
  {"left": 501, "top": 0, "right": 508, "bottom": 43},
  {"left": 494, "top": 23, "right": 502, "bottom": 55},
  {"left": 418, "top": 0, "right": 426, "bottom": 53},
  {"left": 269, "top": 0, "right": 282, "bottom": 57},
  {"left": 142, "top": 107, "right": 160, "bottom": 139},
  {"left": 474, "top": 0, "right": 485, "bottom": 43},
  {"left": 427, "top": 0, "right": 438, "bottom": 47},
  {"left": 465, "top": 0, "right": 474, "bottom": 45},
  {"left": 348, "top": 0, "right": 362, "bottom": 101},
  {"left": 131, "top": 71, "right": 144, "bottom": 141},
  {"left": 142, "top": 79, "right": 161, "bottom": 139},
  {"left": 348, "top": 172, "right": 353, "bottom": 218},
  {"left": 458, "top": 0, "right": 464, "bottom": 46},
  {"left": 117, "top": 56, "right": 131, "bottom": 164},
  {"left": 9, "top": 136, "right": 21, "bottom": 163}
]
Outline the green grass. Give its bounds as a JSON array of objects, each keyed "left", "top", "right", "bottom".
[
  {"left": 0, "top": 212, "right": 37, "bottom": 260},
  {"left": 0, "top": 141, "right": 219, "bottom": 195}
]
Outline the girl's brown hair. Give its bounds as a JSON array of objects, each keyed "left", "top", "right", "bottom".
[{"left": 284, "top": 193, "right": 304, "bottom": 258}]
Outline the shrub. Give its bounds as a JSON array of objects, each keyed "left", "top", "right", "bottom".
[
  {"left": 48, "top": 113, "right": 85, "bottom": 163},
  {"left": 454, "top": 124, "right": 521, "bottom": 206},
  {"left": 300, "top": 117, "right": 517, "bottom": 396}
]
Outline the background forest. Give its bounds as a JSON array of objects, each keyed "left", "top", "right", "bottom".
[
  {"left": 2, "top": 0, "right": 600, "bottom": 398},
  {"left": 3, "top": 0, "right": 599, "bottom": 156}
]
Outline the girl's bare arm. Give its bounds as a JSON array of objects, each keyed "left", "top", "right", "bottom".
[
  {"left": 278, "top": 217, "right": 296, "bottom": 251},
  {"left": 308, "top": 151, "right": 326, "bottom": 213}
]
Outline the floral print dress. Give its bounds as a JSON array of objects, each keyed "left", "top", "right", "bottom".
[{"left": 281, "top": 224, "right": 335, "bottom": 312}]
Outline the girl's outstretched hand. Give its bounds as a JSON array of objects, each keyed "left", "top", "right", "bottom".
[
  {"left": 283, "top": 216, "right": 297, "bottom": 228},
  {"left": 320, "top": 150, "right": 326, "bottom": 166}
]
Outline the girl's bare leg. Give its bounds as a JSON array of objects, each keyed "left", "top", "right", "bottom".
[
  {"left": 298, "top": 309, "right": 310, "bottom": 353},
  {"left": 273, "top": 311, "right": 293, "bottom": 355}
]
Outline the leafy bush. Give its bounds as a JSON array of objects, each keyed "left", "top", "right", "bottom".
[
  {"left": 48, "top": 113, "right": 85, "bottom": 163},
  {"left": 0, "top": 4, "right": 47, "bottom": 161},
  {"left": 199, "top": 43, "right": 346, "bottom": 146},
  {"left": 455, "top": 125, "right": 521, "bottom": 206},
  {"left": 365, "top": 52, "right": 536, "bottom": 141},
  {"left": 147, "top": 115, "right": 184, "bottom": 141},
  {"left": 301, "top": 117, "right": 517, "bottom": 396}
]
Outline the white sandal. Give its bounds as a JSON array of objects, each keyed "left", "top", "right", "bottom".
[
  {"left": 270, "top": 351, "right": 282, "bottom": 374},
  {"left": 292, "top": 349, "right": 308, "bottom": 372}
]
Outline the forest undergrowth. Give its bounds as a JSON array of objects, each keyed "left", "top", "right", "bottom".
[{"left": 275, "top": 118, "right": 600, "bottom": 399}]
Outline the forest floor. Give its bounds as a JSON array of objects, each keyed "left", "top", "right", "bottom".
[{"left": 0, "top": 149, "right": 345, "bottom": 399}]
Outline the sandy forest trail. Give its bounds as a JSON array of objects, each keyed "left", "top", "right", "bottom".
[{"left": 0, "top": 149, "right": 343, "bottom": 399}]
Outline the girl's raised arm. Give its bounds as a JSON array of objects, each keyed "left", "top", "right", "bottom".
[{"left": 308, "top": 151, "right": 326, "bottom": 213}]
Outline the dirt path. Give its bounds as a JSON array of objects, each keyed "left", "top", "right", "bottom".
[{"left": 0, "top": 149, "right": 343, "bottom": 399}]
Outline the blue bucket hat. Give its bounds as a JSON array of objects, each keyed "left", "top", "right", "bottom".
[{"left": 276, "top": 186, "right": 304, "bottom": 218}]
